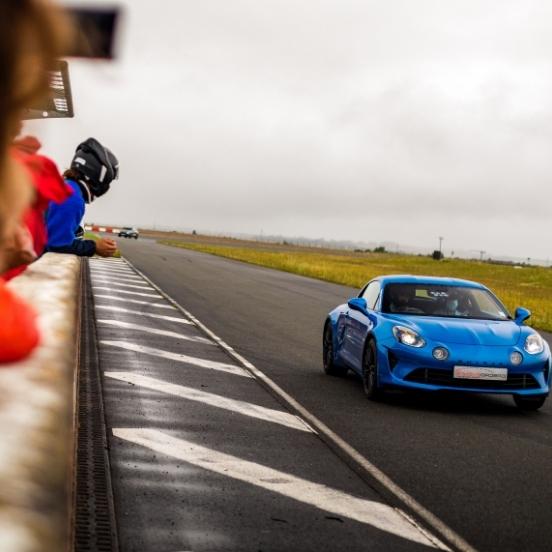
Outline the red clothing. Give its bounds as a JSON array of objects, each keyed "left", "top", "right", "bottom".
[
  {"left": 3, "top": 137, "right": 73, "bottom": 281},
  {"left": 0, "top": 281, "right": 40, "bottom": 363}
]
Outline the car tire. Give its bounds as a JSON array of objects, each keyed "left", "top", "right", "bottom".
[
  {"left": 513, "top": 394, "right": 547, "bottom": 411},
  {"left": 362, "top": 339, "right": 382, "bottom": 400},
  {"left": 323, "top": 324, "right": 347, "bottom": 377}
]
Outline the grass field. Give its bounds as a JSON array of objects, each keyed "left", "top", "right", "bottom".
[{"left": 159, "top": 238, "right": 552, "bottom": 332}]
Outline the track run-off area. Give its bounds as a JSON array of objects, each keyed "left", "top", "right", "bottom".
[{"left": 90, "top": 238, "right": 552, "bottom": 552}]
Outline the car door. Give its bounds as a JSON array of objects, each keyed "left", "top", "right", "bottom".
[
  {"left": 346, "top": 281, "right": 381, "bottom": 373},
  {"left": 348, "top": 280, "right": 381, "bottom": 373}
]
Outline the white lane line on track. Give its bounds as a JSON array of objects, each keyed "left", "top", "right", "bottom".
[
  {"left": 93, "top": 286, "right": 161, "bottom": 299},
  {"left": 124, "top": 256, "right": 476, "bottom": 552},
  {"left": 92, "top": 278, "right": 148, "bottom": 287},
  {"left": 91, "top": 270, "right": 143, "bottom": 279},
  {"left": 90, "top": 265, "right": 136, "bottom": 274},
  {"left": 112, "top": 428, "right": 442, "bottom": 548},
  {"left": 101, "top": 341, "right": 252, "bottom": 377},
  {"left": 91, "top": 281, "right": 154, "bottom": 291},
  {"left": 92, "top": 278, "right": 145, "bottom": 287},
  {"left": 94, "top": 295, "right": 176, "bottom": 309},
  {"left": 95, "top": 305, "right": 192, "bottom": 323},
  {"left": 90, "top": 264, "right": 136, "bottom": 272},
  {"left": 90, "top": 259, "right": 130, "bottom": 265},
  {"left": 90, "top": 263, "right": 128, "bottom": 267},
  {"left": 91, "top": 271, "right": 143, "bottom": 280},
  {"left": 91, "top": 272, "right": 141, "bottom": 280},
  {"left": 98, "top": 320, "right": 213, "bottom": 344},
  {"left": 106, "top": 372, "right": 312, "bottom": 432},
  {"left": 90, "top": 263, "right": 136, "bottom": 271}
]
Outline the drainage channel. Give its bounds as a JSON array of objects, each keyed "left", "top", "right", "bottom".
[{"left": 74, "top": 260, "right": 119, "bottom": 551}]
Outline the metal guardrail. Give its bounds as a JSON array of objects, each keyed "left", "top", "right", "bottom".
[{"left": 0, "top": 253, "right": 81, "bottom": 552}]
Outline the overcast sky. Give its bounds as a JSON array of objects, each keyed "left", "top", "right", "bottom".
[{"left": 27, "top": 0, "right": 552, "bottom": 260}]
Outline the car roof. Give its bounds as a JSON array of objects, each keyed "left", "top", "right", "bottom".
[{"left": 373, "top": 274, "right": 486, "bottom": 289}]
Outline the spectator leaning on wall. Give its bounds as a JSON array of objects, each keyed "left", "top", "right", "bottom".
[
  {"left": 0, "top": 0, "right": 68, "bottom": 363},
  {"left": 2, "top": 134, "right": 73, "bottom": 281},
  {"left": 46, "top": 137, "right": 119, "bottom": 257}
]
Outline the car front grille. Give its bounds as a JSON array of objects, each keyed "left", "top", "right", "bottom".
[{"left": 404, "top": 368, "right": 540, "bottom": 390}]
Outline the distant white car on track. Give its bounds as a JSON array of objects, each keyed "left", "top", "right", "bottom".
[{"left": 118, "top": 227, "right": 139, "bottom": 239}]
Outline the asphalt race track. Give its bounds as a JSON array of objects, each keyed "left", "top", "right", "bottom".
[
  {"left": 90, "top": 256, "right": 447, "bottom": 552},
  {"left": 113, "top": 237, "right": 552, "bottom": 552}
]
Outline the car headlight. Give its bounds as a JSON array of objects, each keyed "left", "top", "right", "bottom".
[
  {"left": 392, "top": 326, "right": 425, "bottom": 348},
  {"left": 524, "top": 333, "right": 544, "bottom": 355}
]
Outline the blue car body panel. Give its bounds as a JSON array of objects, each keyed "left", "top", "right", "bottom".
[{"left": 326, "top": 275, "right": 551, "bottom": 397}]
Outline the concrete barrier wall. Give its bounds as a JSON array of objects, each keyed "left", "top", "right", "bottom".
[{"left": 0, "top": 253, "right": 81, "bottom": 552}]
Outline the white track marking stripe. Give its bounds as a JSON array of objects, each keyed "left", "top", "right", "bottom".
[
  {"left": 90, "top": 264, "right": 127, "bottom": 268},
  {"left": 90, "top": 263, "right": 132, "bottom": 270},
  {"left": 90, "top": 261, "right": 132, "bottom": 267},
  {"left": 100, "top": 341, "right": 252, "bottom": 377},
  {"left": 92, "top": 272, "right": 142, "bottom": 279},
  {"left": 94, "top": 295, "right": 175, "bottom": 309},
  {"left": 90, "top": 264, "right": 130, "bottom": 271},
  {"left": 92, "top": 287, "right": 161, "bottom": 298},
  {"left": 90, "top": 264, "right": 135, "bottom": 271},
  {"left": 91, "top": 270, "right": 143, "bottom": 278},
  {"left": 98, "top": 320, "right": 212, "bottom": 344},
  {"left": 125, "top": 257, "right": 474, "bottom": 552},
  {"left": 95, "top": 305, "right": 191, "bottom": 323},
  {"left": 91, "top": 271, "right": 142, "bottom": 279},
  {"left": 113, "top": 428, "right": 441, "bottom": 548},
  {"left": 106, "top": 373, "right": 311, "bottom": 432},
  {"left": 92, "top": 281, "right": 153, "bottom": 291},
  {"left": 92, "top": 278, "right": 146, "bottom": 287}
]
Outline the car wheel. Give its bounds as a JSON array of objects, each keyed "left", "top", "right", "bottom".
[
  {"left": 362, "top": 339, "right": 382, "bottom": 400},
  {"left": 513, "top": 394, "right": 547, "bottom": 411},
  {"left": 323, "top": 324, "right": 347, "bottom": 377}
]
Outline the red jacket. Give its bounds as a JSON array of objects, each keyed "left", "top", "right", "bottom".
[{"left": 3, "top": 137, "right": 73, "bottom": 281}]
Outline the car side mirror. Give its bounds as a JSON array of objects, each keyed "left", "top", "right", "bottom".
[
  {"left": 348, "top": 297, "right": 368, "bottom": 313},
  {"left": 514, "top": 307, "right": 531, "bottom": 325}
]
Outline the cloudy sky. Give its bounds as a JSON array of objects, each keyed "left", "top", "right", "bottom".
[{"left": 28, "top": 0, "right": 552, "bottom": 260}]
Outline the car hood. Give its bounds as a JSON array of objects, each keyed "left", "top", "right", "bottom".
[{"left": 394, "top": 316, "right": 521, "bottom": 346}]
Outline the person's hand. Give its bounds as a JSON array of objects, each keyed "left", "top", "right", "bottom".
[
  {"left": 2, "top": 224, "right": 37, "bottom": 271},
  {"left": 95, "top": 238, "right": 118, "bottom": 257}
]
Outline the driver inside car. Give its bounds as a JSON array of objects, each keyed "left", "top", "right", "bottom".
[
  {"left": 434, "top": 290, "right": 470, "bottom": 317},
  {"left": 389, "top": 285, "right": 421, "bottom": 313}
]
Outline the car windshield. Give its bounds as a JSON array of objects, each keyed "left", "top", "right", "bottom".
[{"left": 381, "top": 283, "right": 510, "bottom": 321}]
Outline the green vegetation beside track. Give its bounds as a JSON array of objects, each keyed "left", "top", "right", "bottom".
[{"left": 159, "top": 239, "right": 552, "bottom": 332}]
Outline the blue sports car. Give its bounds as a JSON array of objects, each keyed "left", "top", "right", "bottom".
[{"left": 323, "top": 275, "right": 550, "bottom": 410}]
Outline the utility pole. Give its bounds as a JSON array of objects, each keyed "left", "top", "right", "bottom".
[{"left": 438, "top": 236, "right": 444, "bottom": 257}]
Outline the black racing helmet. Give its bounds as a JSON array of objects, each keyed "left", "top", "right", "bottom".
[{"left": 71, "top": 138, "right": 119, "bottom": 198}]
